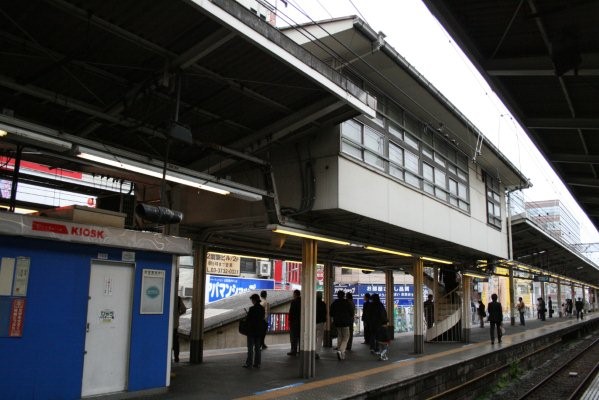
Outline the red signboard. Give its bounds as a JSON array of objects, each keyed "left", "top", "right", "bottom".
[{"left": 9, "top": 298, "right": 26, "bottom": 337}]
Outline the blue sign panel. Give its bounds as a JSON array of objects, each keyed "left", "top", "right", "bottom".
[
  {"left": 355, "top": 283, "right": 414, "bottom": 307},
  {"left": 206, "top": 275, "right": 275, "bottom": 303}
]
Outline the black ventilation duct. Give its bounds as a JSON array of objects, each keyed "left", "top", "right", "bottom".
[{"left": 135, "top": 204, "right": 183, "bottom": 224}]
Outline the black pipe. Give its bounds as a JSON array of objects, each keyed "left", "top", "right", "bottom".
[{"left": 135, "top": 203, "right": 183, "bottom": 224}]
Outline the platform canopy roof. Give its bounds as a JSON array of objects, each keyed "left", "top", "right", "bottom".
[
  {"left": 0, "top": 0, "right": 374, "bottom": 204},
  {"left": 511, "top": 215, "right": 599, "bottom": 286},
  {"left": 421, "top": 0, "right": 599, "bottom": 232}
]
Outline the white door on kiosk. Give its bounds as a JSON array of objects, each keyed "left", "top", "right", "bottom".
[{"left": 82, "top": 261, "right": 134, "bottom": 397}]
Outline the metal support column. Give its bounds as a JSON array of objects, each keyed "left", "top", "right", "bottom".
[
  {"left": 433, "top": 267, "right": 439, "bottom": 323},
  {"left": 385, "top": 269, "right": 394, "bottom": 334},
  {"left": 462, "top": 275, "right": 471, "bottom": 342},
  {"left": 323, "top": 262, "right": 334, "bottom": 348},
  {"left": 595, "top": 288, "right": 598, "bottom": 312},
  {"left": 8, "top": 145, "right": 23, "bottom": 212},
  {"left": 582, "top": 285, "right": 586, "bottom": 309},
  {"left": 190, "top": 245, "right": 207, "bottom": 363},
  {"left": 557, "top": 278, "right": 562, "bottom": 317},
  {"left": 508, "top": 266, "right": 515, "bottom": 326},
  {"left": 300, "top": 239, "right": 317, "bottom": 378},
  {"left": 571, "top": 282, "right": 576, "bottom": 303},
  {"left": 413, "top": 258, "right": 424, "bottom": 353},
  {"left": 541, "top": 282, "right": 545, "bottom": 305}
]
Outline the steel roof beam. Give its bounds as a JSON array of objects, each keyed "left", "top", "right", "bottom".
[
  {"left": 45, "top": 0, "right": 293, "bottom": 113},
  {"left": 527, "top": 118, "right": 599, "bottom": 130}
]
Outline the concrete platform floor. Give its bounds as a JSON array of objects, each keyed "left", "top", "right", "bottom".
[{"left": 130, "top": 314, "right": 596, "bottom": 400}]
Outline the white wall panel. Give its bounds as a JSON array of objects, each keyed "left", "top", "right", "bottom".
[{"left": 336, "top": 158, "right": 508, "bottom": 257}]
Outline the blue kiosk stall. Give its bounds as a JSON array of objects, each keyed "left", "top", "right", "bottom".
[{"left": 0, "top": 211, "right": 192, "bottom": 399}]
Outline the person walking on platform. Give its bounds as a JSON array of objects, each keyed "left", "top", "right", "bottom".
[
  {"left": 361, "top": 293, "right": 372, "bottom": 344},
  {"left": 538, "top": 297, "right": 546, "bottom": 321},
  {"left": 330, "top": 290, "right": 353, "bottom": 360},
  {"left": 315, "top": 291, "right": 327, "bottom": 359},
  {"left": 367, "top": 293, "right": 388, "bottom": 354},
  {"left": 566, "top": 299, "right": 573, "bottom": 317},
  {"left": 477, "top": 300, "right": 486, "bottom": 328},
  {"left": 287, "top": 289, "right": 301, "bottom": 355},
  {"left": 260, "top": 290, "right": 270, "bottom": 350},
  {"left": 548, "top": 296, "right": 553, "bottom": 318},
  {"left": 575, "top": 297, "right": 584, "bottom": 320},
  {"left": 487, "top": 293, "right": 503, "bottom": 344},
  {"left": 424, "top": 294, "right": 434, "bottom": 329},
  {"left": 516, "top": 297, "right": 525, "bottom": 326},
  {"left": 243, "top": 293, "right": 265, "bottom": 369},
  {"left": 346, "top": 292, "right": 356, "bottom": 351}
]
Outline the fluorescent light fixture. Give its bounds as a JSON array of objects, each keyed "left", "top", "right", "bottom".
[
  {"left": 76, "top": 146, "right": 230, "bottom": 196},
  {"left": 0, "top": 206, "right": 37, "bottom": 214},
  {"left": 365, "top": 245, "right": 412, "bottom": 257},
  {"left": 270, "top": 226, "right": 350, "bottom": 246},
  {"left": 420, "top": 256, "right": 453, "bottom": 265},
  {"left": 341, "top": 266, "right": 375, "bottom": 272},
  {"left": 462, "top": 270, "right": 488, "bottom": 279},
  {"left": 0, "top": 123, "right": 71, "bottom": 152}
]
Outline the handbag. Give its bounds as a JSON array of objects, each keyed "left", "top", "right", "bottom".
[
  {"left": 238, "top": 316, "right": 249, "bottom": 336},
  {"left": 500, "top": 325, "right": 506, "bottom": 335}
]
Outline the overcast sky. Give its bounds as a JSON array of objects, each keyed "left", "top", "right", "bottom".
[{"left": 274, "top": 0, "right": 599, "bottom": 245}]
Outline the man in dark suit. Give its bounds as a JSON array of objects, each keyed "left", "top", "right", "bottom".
[
  {"left": 287, "top": 289, "right": 301, "bottom": 355},
  {"left": 487, "top": 293, "right": 503, "bottom": 344},
  {"left": 243, "top": 293, "right": 265, "bottom": 368}
]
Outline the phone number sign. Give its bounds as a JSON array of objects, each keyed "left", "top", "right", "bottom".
[{"left": 206, "top": 253, "right": 240, "bottom": 276}]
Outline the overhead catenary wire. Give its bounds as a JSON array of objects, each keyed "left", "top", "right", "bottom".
[{"left": 274, "top": 0, "right": 493, "bottom": 175}]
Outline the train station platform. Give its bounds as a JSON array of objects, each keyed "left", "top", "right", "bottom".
[{"left": 123, "top": 314, "right": 599, "bottom": 400}]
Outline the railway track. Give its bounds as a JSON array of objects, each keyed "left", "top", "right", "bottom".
[
  {"left": 516, "top": 336, "right": 599, "bottom": 400},
  {"left": 426, "top": 333, "right": 599, "bottom": 400}
]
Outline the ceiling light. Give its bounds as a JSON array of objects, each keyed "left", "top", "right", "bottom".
[
  {"left": 462, "top": 270, "right": 488, "bottom": 279},
  {"left": 341, "top": 266, "right": 375, "bottom": 272},
  {"left": 365, "top": 245, "right": 412, "bottom": 257},
  {"left": 270, "top": 225, "right": 350, "bottom": 246},
  {"left": 0, "top": 123, "right": 71, "bottom": 152},
  {"left": 420, "top": 256, "right": 453, "bottom": 265},
  {"left": 76, "top": 146, "right": 230, "bottom": 196}
]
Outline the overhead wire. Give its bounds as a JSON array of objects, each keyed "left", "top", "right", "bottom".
[
  {"left": 271, "top": 0, "right": 598, "bottom": 248},
  {"left": 276, "top": 0, "right": 491, "bottom": 171}
]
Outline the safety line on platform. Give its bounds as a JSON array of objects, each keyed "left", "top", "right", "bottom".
[
  {"left": 234, "top": 342, "right": 487, "bottom": 400},
  {"left": 254, "top": 382, "right": 304, "bottom": 394}
]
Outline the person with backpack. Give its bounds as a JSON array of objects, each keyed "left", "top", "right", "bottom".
[{"left": 367, "top": 294, "right": 388, "bottom": 354}]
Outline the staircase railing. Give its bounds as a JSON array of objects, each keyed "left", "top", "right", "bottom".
[{"left": 425, "top": 286, "right": 462, "bottom": 342}]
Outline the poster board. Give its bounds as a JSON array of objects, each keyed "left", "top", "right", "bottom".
[{"left": 140, "top": 269, "right": 165, "bottom": 314}]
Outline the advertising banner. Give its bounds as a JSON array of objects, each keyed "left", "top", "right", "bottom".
[
  {"left": 206, "top": 275, "right": 274, "bottom": 303},
  {"left": 206, "top": 252, "right": 240, "bottom": 276},
  {"left": 355, "top": 283, "right": 414, "bottom": 307}
]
